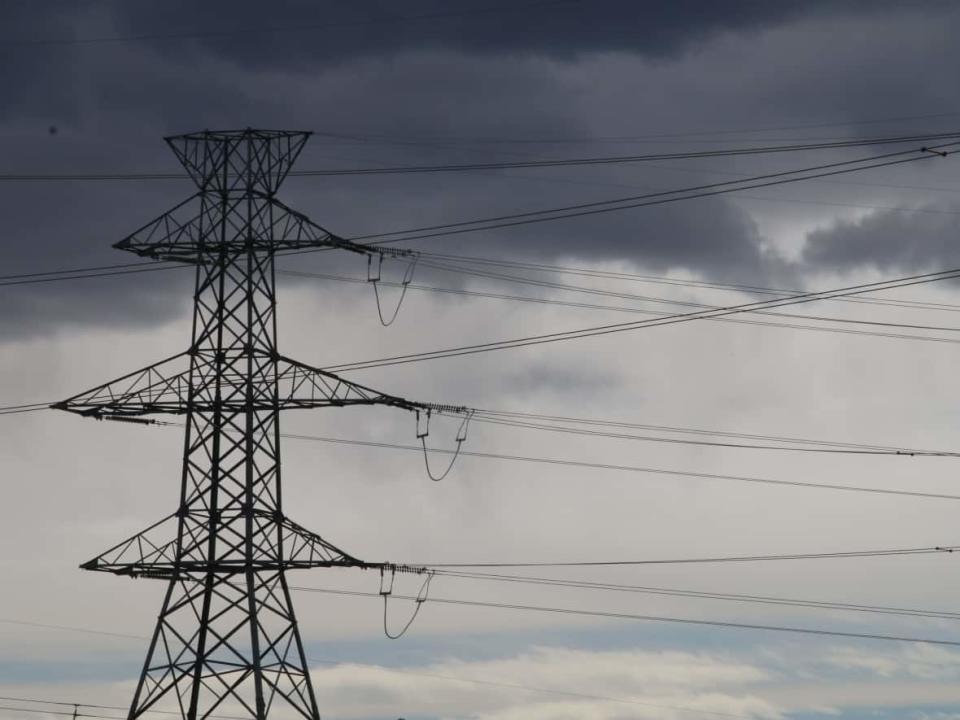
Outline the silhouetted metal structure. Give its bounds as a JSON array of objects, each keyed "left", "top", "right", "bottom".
[{"left": 54, "top": 129, "right": 441, "bottom": 720}]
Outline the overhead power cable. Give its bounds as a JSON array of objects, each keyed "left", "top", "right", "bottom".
[
  {"left": 0, "top": 617, "right": 143, "bottom": 639},
  {"left": 4, "top": 244, "right": 960, "bottom": 336},
  {"left": 323, "top": 267, "right": 960, "bottom": 372},
  {"left": 412, "top": 256, "right": 960, "bottom": 334},
  {"left": 0, "top": 706, "right": 123, "bottom": 720},
  {"left": 6, "top": 404, "right": 958, "bottom": 499},
  {"left": 5, "top": 381, "right": 953, "bottom": 457},
  {"left": 345, "top": 142, "right": 959, "bottom": 245},
  {"left": 292, "top": 586, "right": 960, "bottom": 647},
  {"left": 5, "top": 398, "right": 956, "bottom": 501},
  {"left": 273, "top": 430, "right": 960, "bottom": 500},
  {"left": 283, "top": 132, "right": 960, "bottom": 176},
  {"left": 409, "top": 545, "right": 957, "bottom": 569},
  {"left": 40, "top": 418, "right": 944, "bottom": 502},
  {"left": 0, "top": 262, "right": 174, "bottom": 287},
  {"left": 4, "top": 131, "right": 960, "bottom": 182},
  {"left": 311, "top": 111, "right": 960, "bottom": 145},
  {"left": 466, "top": 412, "right": 960, "bottom": 456},
  {"left": 285, "top": 268, "right": 960, "bottom": 346},
  {"left": 0, "top": 402, "right": 55, "bottom": 416},
  {"left": 2, "top": 143, "right": 957, "bottom": 297},
  {"left": 0, "top": 668, "right": 763, "bottom": 720},
  {"left": 413, "top": 251, "right": 960, "bottom": 313},
  {"left": 429, "top": 568, "right": 960, "bottom": 621},
  {"left": 6, "top": 257, "right": 960, "bottom": 355},
  {"left": 9, "top": 255, "right": 960, "bottom": 349},
  {"left": 467, "top": 408, "right": 945, "bottom": 453},
  {"left": 0, "top": 607, "right": 950, "bottom": 720},
  {"left": 318, "top": 122, "right": 960, "bottom": 213},
  {"left": 0, "top": 698, "right": 246, "bottom": 720}
]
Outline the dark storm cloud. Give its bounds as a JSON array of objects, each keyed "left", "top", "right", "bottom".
[
  {"left": 801, "top": 203, "right": 960, "bottom": 275},
  {"left": 105, "top": 0, "right": 858, "bottom": 66},
  {"left": 1, "top": 0, "right": 959, "bottom": 338}
]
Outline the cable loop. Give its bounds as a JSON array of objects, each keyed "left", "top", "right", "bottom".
[
  {"left": 370, "top": 252, "right": 419, "bottom": 326},
  {"left": 420, "top": 410, "right": 473, "bottom": 482},
  {"left": 382, "top": 570, "right": 434, "bottom": 640}
]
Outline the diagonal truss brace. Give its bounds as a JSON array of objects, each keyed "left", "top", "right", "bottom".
[
  {"left": 81, "top": 512, "right": 367, "bottom": 579},
  {"left": 51, "top": 353, "right": 436, "bottom": 418},
  {"left": 114, "top": 193, "right": 412, "bottom": 263}
]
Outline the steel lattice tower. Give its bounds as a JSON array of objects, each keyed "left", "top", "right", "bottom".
[{"left": 54, "top": 129, "right": 438, "bottom": 720}]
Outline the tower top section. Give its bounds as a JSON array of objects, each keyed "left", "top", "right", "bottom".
[
  {"left": 111, "top": 128, "right": 375, "bottom": 262},
  {"left": 166, "top": 128, "right": 312, "bottom": 195}
]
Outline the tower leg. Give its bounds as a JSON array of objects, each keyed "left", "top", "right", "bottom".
[{"left": 128, "top": 571, "right": 319, "bottom": 720}]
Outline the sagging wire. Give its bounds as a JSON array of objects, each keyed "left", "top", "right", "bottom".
[
  {"left": 380, "top": 565, "right": 434, "bottom": 639},
  {"left": 368, "top": 251, "right": 419, "bottom": 326},
  {"left": 417, "top": 407, "right": 474, "bottom": 481}
]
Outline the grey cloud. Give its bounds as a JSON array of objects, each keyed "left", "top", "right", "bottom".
[
  {"left": 103, "top": 0, "right": 873, "bottom": 67},
  {"left": 800, "top": 203, "right": 960, "bottom": 274},
  {"left": 2, "top": 2, "right": 960, "bottom": 339}
]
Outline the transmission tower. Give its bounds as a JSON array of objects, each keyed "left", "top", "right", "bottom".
[{"left": 54, "top": 129, "right": 447, "bottom": 720}]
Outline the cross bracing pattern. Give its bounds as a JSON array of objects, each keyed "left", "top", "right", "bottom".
[
  {"left": 53, "top": 353, "right": 419, "bottom": 417},
  {"left": 53, "top": 129, "right": 434, "bottom": 720}
]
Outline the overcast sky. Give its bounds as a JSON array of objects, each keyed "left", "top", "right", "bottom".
[{"left": 5, "top": 2, "right": 960, "bottom": 719}]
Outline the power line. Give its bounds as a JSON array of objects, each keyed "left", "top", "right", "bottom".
[
  {"left": 22, "top": 415, "right": 935, "bottom": 504},
  {"left": 10, "top": 254, "right": 960, "bottom": 351},
  {"left": 291, "top": 586, "right": 960, "bottom": 647},
  {"left": 467, "top": 413, "right": 960, "bottom": 456},
  {"left": 313, "top": 111, "right": 960, "bottom": 145},
  {"left": 429, "top": 568, "right": 960, "bottom": 621},
  {"left": 4, "top": 243, "right": 959, "bottom": 340},
  {"left": 319, "top": 122, "right": 960, "bottom": 207},
  {"left": 468, "top": 408, "right": 942, "bottom": 453},
  {"left": 5, "top": 239, "right": 958, "bottom": 319},
  {"left": 273, "top": 430, "right": 960, "bottom": 500},
  {"left": 0, "top": 263, "right": 174, "bottom": 288},
  {"left": 3, "top": 144, "right": 958, "bottom": 302},
  {"left": 3, "top": 375, "right": 952, "bottom": 457},
  {"left": 411, "top": 545, "right": 957, "bottom": 568},
  {"left": 0, "top": 260, "right": 160, "bottom": 281},
  {"left": 6, "top": 255, "right": 960, "bottom": 359},
  {"left": 414, "top": 250, "right": 960, "bottom": 313},
  {"left": 323, "top": 267, "right": 960, "bottom": 372},
  {"left": 0, "top": 604, "right": 951, "bottom": 719},
  {"left": 413, "top": 256, "right": 960, "bottom": 334},
  {"left": 0, "top": 613, "right": 794, "bottom": 719},
  {"left": 0, "top": 706, "right": 123, "bottom": 720},
  {"left": 285, "top": 268, "right": 960, "bottom": 346},
  {"left": 346, "top": 143, "right": 958, "bottom": 244},
  {"left": 0, "top": 398, "right": 934, "bottom": 454},
  {"left": 0, "top": 617, "right": 143, "bottom": 639},
  {"left": 5, "top": 407, "right": 953, "bottom": 501},
  {"left": 284, "top": 132, "right": 960, "bottom": 176},
  {"left": 0, "top": 403, "right": 56, "bottom": 416},
  {"left": 0, "top": 669, "right": 761, "bottom": 720},
  {"left": 5, "top": 131, "right": 959, "bottom": 182},
  {"left": 0, "top": 698, "right": 246, "bottom": 720}
]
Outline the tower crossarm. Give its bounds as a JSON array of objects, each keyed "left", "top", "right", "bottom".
[
  {"left": 113, "top": 193, "right": 413, "bottom": 263},
  {"left": 51, "top": 351, "right": 456, "bottom": 418},
  {"left": 290, "top": 202, "right": 417, "bottom": 260},
  {"left": 80, "top": 512, "right": 367, "bottom": 580},
  {"left": 50, "top": 352, "right": 192, "bottom": 418},
  {"left": 275, "top": 355, "right": 445, "bottom": 413}
]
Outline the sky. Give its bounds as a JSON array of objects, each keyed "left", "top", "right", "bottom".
[{"left": 4, "top": 1, "right": 960, "bottom": 719}]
